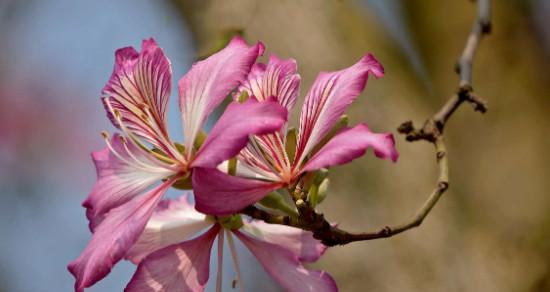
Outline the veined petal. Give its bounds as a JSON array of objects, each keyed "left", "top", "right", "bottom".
[
  {"left": 68, "top": 180, "right": 174, "bottom": 292},
  {"left": 192, "top": 167, "right": 282, "bottom": 215},
  {"left": 302, "top": 123, "right": 398, "bottom": 173},
  {"left": 238, "top": 54, "right": 301, "bottom": 111},
  {"left": 179, "top": 36, "right": 264, "bottom": 154},
  {"left": 102, "top": 39, "right": 176, "bottom": 157},
  {"left": 125, "top": 225, "right": 220, "bottom": 292},
  {"left": 234, "top": 231, "right": 338, "bottom": 292},
  {"left": 126, "top": 195, "right": 214, "bottom": 264},
  {"left": 190, "top": 98, "right": 287, "bottom": 169},
  {"left": 217, "top": 159, "right": 279, "bottom": 181},
  {"left": 241, "top": 220, "right": 327, "bottom": 263},
  {"left": 295, "top": 54, "right": 384, "bottom": 167},
  {"left": 83, "top": 134, "right": 176, "bottom": 231}
]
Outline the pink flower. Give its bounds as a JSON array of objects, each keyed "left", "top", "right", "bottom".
[
  {"left": 192, "top": 54, "right": 399, "bottom": 215},
  {"left": 68, "top": 37, "right": 288, "bottom": 291},
  {"left": 124, "top": 196, "right": 337, "bottom": 292}
]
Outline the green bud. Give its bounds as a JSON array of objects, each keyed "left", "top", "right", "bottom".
[
  {"left": 308, "top": 169, "right": 329, "bottom": 208},
  {"left": 316, "top": 177, "right": 330, "bottom": 205},
  {"left": 259, "top": 192, "right": 299, "bottom": 217}
]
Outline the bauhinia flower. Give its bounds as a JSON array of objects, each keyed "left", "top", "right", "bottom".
[
  {"left": 192, "top": 53, "right": 399, "bottom": 215},
  {"left": 68, "top": 37, "right": 288, "bottom": 291},
  {"left": 124, "top": 195, "right": 337, "bottom": 292}
]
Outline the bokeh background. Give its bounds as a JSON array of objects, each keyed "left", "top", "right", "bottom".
[{"left": 0, "top": 0, "right": 548, "bottom": 291}]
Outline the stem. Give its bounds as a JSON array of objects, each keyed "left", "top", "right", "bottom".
[{"left": 241, "top": 0, "right": 490, "bottom": 246}]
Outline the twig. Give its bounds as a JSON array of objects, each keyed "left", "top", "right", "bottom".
[{"left": 241, "top": 0, "right": 490, "bottom": 246}]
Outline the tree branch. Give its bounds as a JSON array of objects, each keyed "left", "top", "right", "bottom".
[{"left": 241, "top": 0, "right": 490, "bottom": 246}]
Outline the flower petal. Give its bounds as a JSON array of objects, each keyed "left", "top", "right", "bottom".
[
  {"left": 125, "top": 195, "right": 214, "bottom": 264},
  {"left": 192, "top": 167, "right": 282, "bottom": 215},
  {"left": 102, "top": 39, "right": 175, "bottom": 156},
  {"left": 83, "top": 134, "right": 175, "bottom": 231},
  {"left": 242, "top": 220, "right": 327, "bottom": 262},
  {"left": 238, "top": 54, "right": 301, "bottom": 111},
  {"left": 190, "top": 98, "right": 287, "bottom": 169},
  {"left": 125, "top": 225, "right": 220, "bottom": 292},
  {"left": 234, "top": 231, "right": 338, "bottom": 292},
  {"left": 68, "top": 180, "right": 173, "bottom": 292},
  {"left": 179, "top": 36, "right": 264, "bottom": 153},
  {"left": 302, "top": 123, "right": 398, "bottom": 172},
  {"left": 295, "top": 54, "right": 384, "bottom": 166}
]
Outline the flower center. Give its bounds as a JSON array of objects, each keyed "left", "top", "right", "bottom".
[{"left": 217, "top": 214, "right": 244, "bottom": 230}]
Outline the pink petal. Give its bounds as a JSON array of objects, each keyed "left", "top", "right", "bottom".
[
  {"left": 190, "top": 98, "right": 287, "bottom": 169},
  {"left": 125, "top": 195, "right": 214, "bottom": 264},
  {"left": 242, "top": 220, "right": 327, "bottom": 262},
  {"left": 192, "top": 167, "right": 282, "bottom": 215},
  {"left": 179, "top": 36, "right": 264, "bottom": 153},
  {"left": 302, "top": 123, "right": 398, "bottom": 172},
  {"left": 238, "top": 54, "right": 301, "bottom": 111},
  {"left": 236, "top": 131, "right": 290, "bottom": 182},
  {"left": 83, "top": 134, "right": 175, "bottom": 231},
  {"left": 68, "top": 180, "right": 173, "bottom": 292},
  {"left": 102, "top": 39, "right": 175, "bottom": 156},
  {"left": 125, "top": 225, "right": 220, "bottom": 292},
  {"left": 234, "top": 231, "right": 338, "bottom": 292},
  {"left": 295, "top": 54, "right": 384, "bottom": 166}
]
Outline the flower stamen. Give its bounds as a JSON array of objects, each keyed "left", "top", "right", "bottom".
[{"left": 226, "top": 231, "right": 244, "bottom": 292}]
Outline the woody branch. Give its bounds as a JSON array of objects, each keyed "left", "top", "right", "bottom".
[{"left": 241, "top": 0, "right": 490, "bottom": 246}]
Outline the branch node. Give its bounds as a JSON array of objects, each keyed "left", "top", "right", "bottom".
[{"left": 438, "top": 181, "right": 449, "bottom": 191}]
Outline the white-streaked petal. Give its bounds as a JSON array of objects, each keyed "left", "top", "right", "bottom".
[
  {"left": 179, "top": 37, "right": 264, "bottom": 155},
  {"left": 126, "top": 195, "right": 215, "bottom": 263}
]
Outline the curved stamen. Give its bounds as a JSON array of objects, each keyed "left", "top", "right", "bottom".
[
  {"left": 105, "top": 97, "right": 182, "bottom": 167},
  {"left": 118, "top": 135, "right": 179, "bottom": 173},
  {"left": 140, "top": 103, "right": 185, "bottom": 162},
  {"left": 249, "top": 137, "right": 282, "bottom": 179},
  {"left": 101, "top": 132, "right": 172, "bottom": 174}
]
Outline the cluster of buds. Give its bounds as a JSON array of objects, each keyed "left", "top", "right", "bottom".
[{"left": 68, "top": 37, "right": 397, "bottom": 292}]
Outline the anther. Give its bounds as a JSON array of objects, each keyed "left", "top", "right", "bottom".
[{"left": 113, "top": 109, "right": 122, "bottom": 119}]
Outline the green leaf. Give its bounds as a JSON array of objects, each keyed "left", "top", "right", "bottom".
[
  {"left": 315, "top": 177, "right": 330, "bottom": 205},
  {"left": 259, "top": 192, "right": 299, "bottom": 217}
]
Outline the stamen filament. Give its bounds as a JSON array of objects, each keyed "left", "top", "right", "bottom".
[
  {"left": 226, "top": 231, "right": 244, "bottom": 292},
  {"left": 250, "top": 137, "right": 282, "bottom": 180},
  {"left": 216, "top": 229, "right": 224, "bottom": 292},
  {"left": 141, "top": 103, "right": 186, "bottom": 162},
  {"left": 105, "top": 97, "right": 182, "bottom": 168},
  {"left": 102, "top": 134, "right": 173, "bottom": 174}
]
